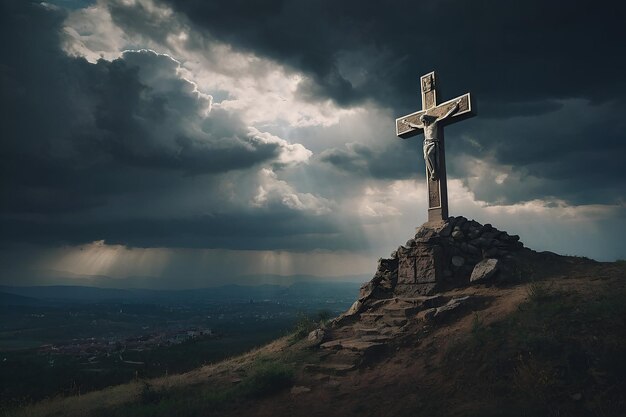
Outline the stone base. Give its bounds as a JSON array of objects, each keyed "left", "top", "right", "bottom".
[
  {"left": 394, "top": 283, "right": 437, "bottom": 297},
  {"left": 356, "top": 216, "right": 525, "bottom": 306}
]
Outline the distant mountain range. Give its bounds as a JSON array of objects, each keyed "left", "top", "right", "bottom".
[
  {"left": 1, "top": 269, "right": 369, "bottom": 290},
  {"left": 0, "top": 281, "right": 362, "bottom": 305}
]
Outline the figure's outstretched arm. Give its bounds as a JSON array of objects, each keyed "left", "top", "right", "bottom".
[
  {"left": 401, "top": 120, "right": 421, "bottom": 129},
  {"left": 441, "top": 99, "right": 461, "bottom": 120}
]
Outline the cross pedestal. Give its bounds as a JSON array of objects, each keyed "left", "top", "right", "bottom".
[{"left": 395, "top": 71, "right": 475, "bottom": 223}]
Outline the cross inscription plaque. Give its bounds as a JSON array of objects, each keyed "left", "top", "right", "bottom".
[{"left": 395, "top": 71, "right": 475, "bottom": 223}]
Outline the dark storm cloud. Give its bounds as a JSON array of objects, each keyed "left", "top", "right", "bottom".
[
  {"left": 0, "top": 208, "right": 366, "bottom": 251},
  {"left": 0, "top": 2, "right": 281, "bottom": 204},
  {"left": 160, "top": 0, "right": 626, "bottom": 111},
  {"left": 0, "top": 1, "right": 329, "bottom": 249},
  {"left": 319, "top": 141, "right": 419, "bottom": 180},
  {"left": 158, "top": 0, "right": 626, "bottom": 206}
]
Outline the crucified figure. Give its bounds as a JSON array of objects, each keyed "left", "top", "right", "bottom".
[{"left": 402, "top": 99, "right": 461, "bottom": 181}]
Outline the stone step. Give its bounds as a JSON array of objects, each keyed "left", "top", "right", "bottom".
[
  {"left": 358, "top": 312, "right": 386, "bottom": 324},
  {"left": 340, "top": 339, "right": 385, "bottom": 353},
  {"left": 353, "top": 326, "right": 384, "bottom": 336},
  {"left": 386, "top": 295, "right": 446, "bottom": 309},
  {"left": 304, "top": 363, "right": 356, "bottom": 375},
  {"left": 320, "top": 340, "right": 343, "bottom": 350},
  {"left": 329, "top": 350, "right": 364, "bottom": 367},
  {"left": 381, "top": 316, "right": 408, "bottom": 328},
  {"left": 358, "top": 334, "right": 391, "bottom": 343},
  {"left": 320, "top": 338, "right": 385, "bottom": 354},
  {"left": 382, "top": 305, "right": 422, "bottom": 317},
  {"left": 354, "top": 325, "right": 403, "bottom": 338},
  {"left": 359, "top": 312, "right": 385, "bottom": 319}
]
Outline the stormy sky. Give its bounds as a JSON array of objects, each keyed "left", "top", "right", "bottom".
[{"left": 1, "top": 0, "right": 625, "bottom": 288}]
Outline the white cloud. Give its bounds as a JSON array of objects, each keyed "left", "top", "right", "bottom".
[
  {"left": 62, "top": 1, "right": 129, "bottom": 61},
  {"left": 247, "top": 127, "right": 312, "bottom": 166},
  {"left": 61, "top": 0, "right": 358, "bottom": 129},
  {"left": 253, "top": 168, "right": 332, "bottom": 215}
]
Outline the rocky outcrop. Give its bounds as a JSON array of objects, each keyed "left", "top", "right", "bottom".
[
  {"left": 334, "top": 216, "right": 528, "bottom": 326},
  {"left": 311, "top": 217, "right": 596, "bottom": 379},
  {"left": 362, "top": 216, "right": 525, "bottom": 300}
]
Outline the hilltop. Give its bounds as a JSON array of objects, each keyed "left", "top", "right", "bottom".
[{"left": 8, "top": 218, "right": 626, "bottom": 417}]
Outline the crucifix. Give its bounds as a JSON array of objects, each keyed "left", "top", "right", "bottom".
[{"left": 395, "top": 71, "right": 475, "bottom": 223}]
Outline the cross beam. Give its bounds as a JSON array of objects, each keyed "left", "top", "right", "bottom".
[{"left": 395, "top": 71, "right": 475, "bottom": 223}]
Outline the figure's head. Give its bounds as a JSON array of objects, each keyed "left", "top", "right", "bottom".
[{"left": 420, "top": 114, "right": 435, "bottom": 125}]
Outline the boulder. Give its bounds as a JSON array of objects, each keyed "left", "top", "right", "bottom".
[
  {"left": 470, "top": 258, "right": 499, "bottom": 283},
  {"left": 451, "top": 256, "right": 465, "bottom": 267},
  {"left": 346, "top": 300, "right": 363, "bottom": 315},
  {"left": 465, "top": 244, "right": 480, "bottom": 255},
  {"left": 483, "top": 247, "right": 499, "bottom": 258},
  {"left": 451, "top": 230, "right": 464, "bottom": 239},
  {"left": 424, "top": 296, "right": 474, "bottom": 322},
  {"left": 307, "top": 328, "right": 326, "bottom": 345}
]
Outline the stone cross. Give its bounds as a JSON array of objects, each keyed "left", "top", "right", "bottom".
[{"left": 395, "top": 71, "right": 475, "bottom": 223}]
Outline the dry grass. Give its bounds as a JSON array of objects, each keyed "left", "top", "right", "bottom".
[{"left": 10, "top": 260, "right": 626, "bottom": 417}]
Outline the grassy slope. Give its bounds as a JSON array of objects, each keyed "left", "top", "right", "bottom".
[{"left": 9, "top": 260, "right": 626, "bottom": 417}]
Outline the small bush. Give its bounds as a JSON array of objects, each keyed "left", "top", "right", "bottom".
[
  {"left": 290, "top": 313, "right": 316, "bottom": 342},
  {"left": 527, "top": 280, "right": 549, "bottom": 302},
  {"left": 315, "top": 309, "right": 333, "bottom": 324},
  {"left": 240, "top": 360, "right": 294, "bottom": 397}
]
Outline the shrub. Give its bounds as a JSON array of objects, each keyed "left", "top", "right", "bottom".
[
  {"left": 290, "top": 313, "right": 316, "bottom": 342},
  {"left": 240, "top": 360, "right": 294, "bottom": 397}
]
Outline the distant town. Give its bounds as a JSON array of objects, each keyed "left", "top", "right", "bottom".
[{"left": 0, "top": 282, "right": 360, "bottom": 406}]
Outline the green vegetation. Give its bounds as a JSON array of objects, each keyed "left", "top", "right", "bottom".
[
  {"left": 443, "top": 282, "right": 626, "bottom": 417},
  {"left": 0, "top": 301, "right": 344, "bottom": 409},
  {"left": 0, "top": 324, "right": 293, "bottom": 411},
  {"left": 289, "top": 309, "right": 334, "bottom": 342}
]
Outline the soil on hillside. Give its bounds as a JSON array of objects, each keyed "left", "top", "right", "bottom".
[{"left": 13, "top": 257, "right": 626, "bottom": 417}]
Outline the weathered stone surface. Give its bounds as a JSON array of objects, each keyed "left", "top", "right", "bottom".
[
  {"left": 397, "top": 244, "right": 440, "bottom": 286},
  {"left": 470, "top": 258, "right": 499, "bottom": 283},
  {"left": 304, "top": 363, "right": 355, "bottom": 375},
  {"left": 466, "top": 244, "right": 480, "bottom": 255},
  {"left": 358, "top": 257, "right": 398, "bottom": 301},
  {"left": 394, "top": 283, "right": 437, "bottom": 296},
  {"left": 290, "top": 386, "right": 311, "bottom": 395},
  {"left": 340, "top": 217, "right": 526, "bottom": 322},
  {"left": 482, "top": 231, "right": 499, "bottom": 240},
  {"left": 420, "top": 294, "right": 446, "bottom": 308},
  {"left": 307, "top": 328, "right": 326, "bottom": 345},
  {"left": 483, "top": 247, "right": 499, "bottom": 258},
  {"left": 424, "top": 296, "right": 474, "bottom": 322},
  {"left": 346, "top": 300, "right": 362, "bottom": 315},
  {"left": 320, "top": 340, "right": 343, "bottom": 350},
  {"left": 451, "top": 230, "right": 464, "bottom": 239},
  {"left": 439, "top": 222, "right": 453, "bottom": 237},
  {"left": 321, "top": 338, "right": 385, "bottom": 354},
  {"left": 354, "top": 326, "right": 384, "bottom": 337},
  {"left": 451, "top": 256, "right": 465, "bottom": 267}
]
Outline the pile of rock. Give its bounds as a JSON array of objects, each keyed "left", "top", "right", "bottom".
[
  {"left": 418, "top": 215, "right": 524, "bottom": 286},
  {"left": 359, "top": 216, "right": 527, "bottom": 303}
]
